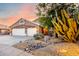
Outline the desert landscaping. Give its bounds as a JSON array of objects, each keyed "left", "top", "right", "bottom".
[{"left": 0, "top": 3, "right": 79, "bottom": 56}]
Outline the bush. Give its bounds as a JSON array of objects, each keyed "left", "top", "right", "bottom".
[{"left": 34, "top": 33, "right": 44, "bottom": 40}]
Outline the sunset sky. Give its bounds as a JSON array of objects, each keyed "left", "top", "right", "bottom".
[{"left": 0, "top": 3, "right": 38, "bottom": 26}]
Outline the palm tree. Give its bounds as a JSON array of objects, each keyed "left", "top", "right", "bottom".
[{"left": 36, "top": 3, "right": 78, "bottom": 37}]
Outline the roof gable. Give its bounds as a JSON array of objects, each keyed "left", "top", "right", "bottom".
[{"left": 10, "top": 18, "right": 38, "bottom": 28}]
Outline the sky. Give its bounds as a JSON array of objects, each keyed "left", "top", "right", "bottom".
[{"left": 0, "top": 3, "right": 38, "bottom": 26}]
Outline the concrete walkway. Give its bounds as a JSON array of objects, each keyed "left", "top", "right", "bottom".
[{"left": 0, "top": 44, "right": 32, "bottom": 56}]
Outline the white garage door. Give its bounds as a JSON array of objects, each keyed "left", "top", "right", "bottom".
[
  {"left": 27, "top": 28, "right": 37, "bottom": 36},
  {"left": 12, "top": 28, "right": 26, "bottom": 36}
]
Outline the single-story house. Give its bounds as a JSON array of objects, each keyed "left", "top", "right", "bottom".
[
  {"left": 0, "top": 24, "right": 10, "bottom": 35},
  {"left": 10, "top": 18, "right": 40, "bottom": 36}
]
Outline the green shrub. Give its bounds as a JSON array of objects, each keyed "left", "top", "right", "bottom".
[{"left": 34, "top": 33, "right": 44, "bottom": 40}]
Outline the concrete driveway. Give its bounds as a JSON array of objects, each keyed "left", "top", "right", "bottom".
[
  {"left": 0, "top": 35, "right": 34, "bottom": 46},
  {"left": 0, "top": 44, "right": 32, "bottom": 56}
]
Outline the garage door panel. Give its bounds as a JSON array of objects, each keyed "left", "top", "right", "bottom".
[
  {"left": 27, "top": 28, "right": 37, "bottom": 36},
  {"left": 12, "top": 28, "right": 26, "bottom": 36}
]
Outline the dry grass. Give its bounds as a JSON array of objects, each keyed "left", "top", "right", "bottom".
[
  {"left": 13, "top": 42, "right": 28, "bottom": 50},
  {"left": 13, "top": 40, "right": 48, "bottom": 51},
  {"left": 13, "top": 38, "right": 79, "bottom": 56},
  {"left": 49, "top": 37, "right": 63, "bottom": 43},
  {"left": 32, "top": 42, "right": 79, "bottom": 56},
  {"left": 31, "top": 45, "right": 58, "bottom": 56},
  {"left": 54, "top": 43, "right": 79, "bottom": 56}
]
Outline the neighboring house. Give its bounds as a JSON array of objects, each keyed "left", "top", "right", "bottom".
[
  {"left": 0, "top": 24, "right": 10, "bottom": 35},
  {"left": 10, "top": 18, "right": 39, "bottom": 36}
]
